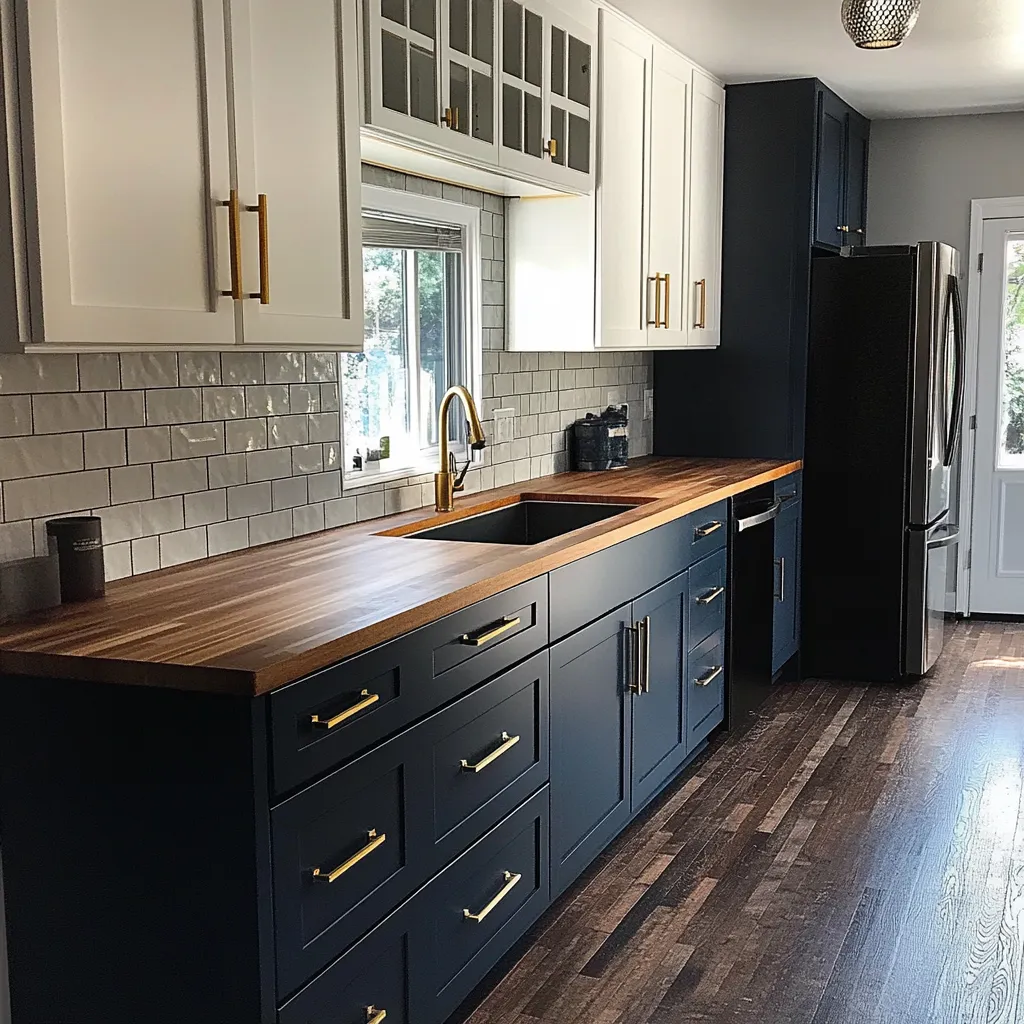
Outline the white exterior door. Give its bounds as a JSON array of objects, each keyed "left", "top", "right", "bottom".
[
  {"left": 231, "top": 0, "right": 363, "bottom": 349},
  {"left": 969, "top": 216, "right": 1024, "bottom": 614},
  {"left": 24, "top": 0, "right": 236, "bottom": 347}
]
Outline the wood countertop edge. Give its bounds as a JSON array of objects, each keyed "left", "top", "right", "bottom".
[{"left": 0, "top": 458, "right": 802, "bottom": 697}]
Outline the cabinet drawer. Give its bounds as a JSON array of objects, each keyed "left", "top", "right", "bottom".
[
  {"left": 688, "top": 549, "right": 727, "bottom": 652},
  {"left": 775, "top": 471, "right": 801, "bottom": 506},
  {"left": 272, "top": 653, "right": 549, "bottom": 994},
  {"left": 278, "top": 902, "right": 415, "bottom": 1024},
  {"left": 270, "top": 577, "right": 548, "bottom": 793},
  {"left": 420, "top": 788, "right": 549, "bottom": 1024},
  {"left": 689, "top": 500, "right": 729, "bottom": 562},
  {"left": 687, "top": 629, "right": 726, "bottom": 750}
]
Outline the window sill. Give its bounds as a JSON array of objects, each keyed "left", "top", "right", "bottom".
[{"left": 342, "top": 458, "right": 437, "bottom": 492}]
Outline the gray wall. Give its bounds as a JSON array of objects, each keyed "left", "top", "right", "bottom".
[{"left": 868, "top": 110, "right": 1024, "bottom": 255}]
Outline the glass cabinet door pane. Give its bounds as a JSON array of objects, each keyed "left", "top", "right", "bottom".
[
  {"left": 382, "top": 0, "right": 406, "bottom": 25},
  {"left": 524, "top": 92, "right": 543, "bottom": 156},
  {"left": 551, "top": 26, "right": 565, "bottom": 95},
  {"left": 409, "top": 43, "right": 437, "bottom": 122},
  {"left": 381, "top": 32, "right": 409, "bottom": 113},
  {"left": 550, "top": 106, "right": 566, "bottom": 165},
  {"left": 568, "top": 112, "right": 590, "bottom": 173},
  {"left": 567, "top": 35, "right": 591, "bottom": 107},
  {"left": 450, "top": 62, "right": 470, "bottom": 134},
  {"left": 503, "top": 1, "right": 522, "bottom": 77},
  {"left": 472, "top": 71, "right": 494, "bottom": 142},
  {"left": 409, "top": 0, "right": 436, "bottom": 38},
  {"left": 449, "top": 0, "right": 469, "bottom": 53},
  {"left": 503, "top": 84, "right": 522, "bottom": 150},
  {"left": 524, "top": 9, "right": 542, "bottom": 87},
  {"left": 472, "top": 0, "right": 493, "bottom": 64}
]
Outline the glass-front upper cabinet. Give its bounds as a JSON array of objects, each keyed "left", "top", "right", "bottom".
[
  {"left": 367, "top": 0, "right": 440, "bottom": 132},
  {"left": 441, "top": 0, "right": 499, "bottom": 158},
  {"left": 498, "top": 0, "right": 595, "bottom": 190}
]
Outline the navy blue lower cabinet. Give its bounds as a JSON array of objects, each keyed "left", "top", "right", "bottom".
[
  {"left": 772, "top": 497, "right": 802, "bottom": 675},
  {"left": 687, "top": 630, "right": 727, "bottom": 752},
  {"left": 549, "top": 608, "right": 632, "bottom": 897},
  {"left": 630, "top": 572, "right": 688, "bottom": 812}
]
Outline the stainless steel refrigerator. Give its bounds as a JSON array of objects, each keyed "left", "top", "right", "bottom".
[{"left": 802, "top": 242, "right": 965, "bottom": 681}]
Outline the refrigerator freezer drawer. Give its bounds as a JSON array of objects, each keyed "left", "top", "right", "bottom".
[{"left": 905, "top": 519, "right": 958, "bottom": 676}]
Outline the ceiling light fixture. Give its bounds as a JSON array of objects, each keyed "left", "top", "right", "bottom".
[{"left": 841, "top": 0, "right": 922, "bottom": 49}]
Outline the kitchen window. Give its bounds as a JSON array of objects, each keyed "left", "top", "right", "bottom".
[{"left": 341, "top": 185, "right": 482, "bottom": 487}]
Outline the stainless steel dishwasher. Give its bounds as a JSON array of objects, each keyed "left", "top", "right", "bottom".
[{"left": 728, "top": 486, "right": 782, "bottom": 732}]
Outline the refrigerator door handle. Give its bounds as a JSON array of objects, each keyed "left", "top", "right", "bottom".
[
  {"left": 944, "top": 273, "right": 966, "bottom": 468},
  {"left": 926, "top": 526, "right": 960, "bottom": 551}
]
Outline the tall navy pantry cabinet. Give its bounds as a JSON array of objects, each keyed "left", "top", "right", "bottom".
[{"left": 653, "top": 77, "right": 870, "bottom": 462}]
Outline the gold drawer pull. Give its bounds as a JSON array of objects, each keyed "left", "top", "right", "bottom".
[
  {"left": 312, "top": 829, "right": 386, "bottom": 883},
  {"left": 461, "top": 731, "right": 521, "bottom": 773},
  {"left": 695, "top": 666, "right": 723, "bottom": 688},
  {"left": 310, "top": 689, "right": 380, "bottom": 730},
  {"left": 366, "top": 1007, "right": 387, "bottom": 1024},
  {"left": 696, "top": 586, "right": 725, "bottom": 606},
  {"left": 694, "top": 521, "right": 722, "bottom": 539},
  {"left": 464, "top": 870, "right": 522, "bottom": 922},
  {"left": 460, "top": 615, "right": 521, "bottom": 647}
]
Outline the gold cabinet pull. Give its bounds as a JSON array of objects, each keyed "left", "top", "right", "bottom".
[
  {"left": 694, "top": 520, "right": 722, "bottom": 539},
  {"left": 461, "top": 731, "right": 520, "bottom": 773},
  {"left": 245, "top": 194, "right": 270, "bottom": 304},
  {"left": 310, "top": 689, "right": 380, "bottom": 730},
  {"left": 366, "top": 1007, "right": 387, "bottom": 1024},
  {"left": 443, "top": 107, "right": 460, "bottom": 130},
  {"left": 647, "top": 274, "right": 663, "bottom": 327},
  {"left": 837, "top": 225, "right": 850, "bottom": 233},
  {"left": 544, "top": 138, "right": 557, "bottom": 159},
  {"left": 662, "top": 274, "right": 671, "bottom": 329},
  {"left": 694, "top": 278, "right": 707, "bottom": 329},
  {"left": 697, "top": 586, "right": 725, "bottom": 606},
  {"left": 219, "top": 189, "right": 244, "bottom": 300},
  {"left": 695, "top": 666, "right": 723, "bottom": 688},
  {"left": 460, "top": 615, "right": 521, "bottom": 647},
  {"left": 463, "top": 871, "right": 522, "bottom": 922},
  {"left": 312, "top": 829, "right": 386, "bottom": 883}
]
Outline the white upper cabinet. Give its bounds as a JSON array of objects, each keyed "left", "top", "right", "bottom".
[
  {"left": 361, "top": 0, "right": 595, "bottom": 195},
  {"left": 686, "top": 70, "right": 725, "bottom": 349},
  {"left": 0, "top": 0, "right": 363, "bottom": 351}
]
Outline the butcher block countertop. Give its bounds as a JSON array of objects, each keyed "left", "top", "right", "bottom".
[{"left": 0, "top": 457, "right": 801, "bottom": 696}]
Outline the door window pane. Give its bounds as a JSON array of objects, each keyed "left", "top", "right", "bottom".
[
  {"left": 1001, "top": 238, "right": 1024, "bottom": 461},
  {"left": 409, "top": 44, "right": 437, "bottom": 122},
  {"left": 568, "top": 112, "right": 590, "bottom": 173},
  {"left": 567, "top": 35, "right": 591, "bottom": 107},
  {"left": 417, "top": 250, "right": 453, "bottom": 447},
  {"left": 503, "top": 84, "right": 522, "bottom": 150},
  {"left": 472, "top": 0, "right": 493, "bottom": 64},
  {"left": 381, "top": 32, "right": 408, "bottom": 114},
  {"left": 551, "top": 26, "right": 565, "bottom": 95},
  {"left": 524, "top": 92, "right": 543, "bottom": 157},
  {"left": 503, "top": 1, "right": 522, "bottom": 77},
  {"left": 472, "top": 71, "right": 494, "bottom": 143},
  {"left": 450, "top": 62, "right": 470, "bottom": 135},
  {"left": 382, "top": 0, "right": 406, "bottom": 26},
  {"left": 409, "top": 0, "right": 435, "bottom": 38},
  {"left": 524, "top": 9, "right": 542, "bottom": 87},
  {"left": 449, "top": 0, "right": 469, "bottom": 53}
]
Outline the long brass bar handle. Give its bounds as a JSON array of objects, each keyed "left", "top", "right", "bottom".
[
  {"left": 246, "top": 194, "right": 270, "bottom": 304},
  {"left": 697, "top": 586, "right": 725, "bottom": 606},
  {"left": 310, "top": 689, "right": 380, "bottom": 729},
  {"left": 693, "top": 278, "right": 707, "bottom": 329},
  {"left": 460, "top": 615, "right": 521, "bottom": 647},
  {"left": 464, "top": 871, "right": 522, "bottom": 922},
  {"left": 461, "top": 731, "right": 521, "bottom": 773},
  {"left": 219, "top": 190, "right": 243, "bottom": 300},
  {"left": 694, "top": 520, "right": 723, "bottom": 539},
  {"left": 312, "top": 829, "right": 386, "bottom": 883},
  {"left": 695, "top": 666, "right": 723, "bottom": 688},
  {"left": 646, "top": 275, "right": 662, "bottom": 327},
  {"left": 366, "top": 1007, "right": 387, "bottom": 1024},
  {"left": 662, "top": 274, "right": 671, "bottom": 329}
]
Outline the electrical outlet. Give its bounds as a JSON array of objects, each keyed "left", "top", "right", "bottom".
[
  {"left": 644, "top": 389, "right": 654, "bottom": 419},
  {"left": 493, "top": 407, "right": 515, "bottom": 443}
]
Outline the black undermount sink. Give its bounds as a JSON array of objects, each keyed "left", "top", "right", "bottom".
[{"left": 405, "top": 499, "right": 641, "bottom": 546}]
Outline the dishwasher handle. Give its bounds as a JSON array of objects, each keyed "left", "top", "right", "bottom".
[{"left": 734, "top": 498, "right": 783, "bottom": 533}]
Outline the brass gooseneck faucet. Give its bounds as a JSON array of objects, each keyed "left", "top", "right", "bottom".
[{"left": 435, "top": 385, "right": 487, "bottom": 512}]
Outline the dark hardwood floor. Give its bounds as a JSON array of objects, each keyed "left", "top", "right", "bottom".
[{"left": 465, "top": 620, "right": 1024, "bottom": 1024}]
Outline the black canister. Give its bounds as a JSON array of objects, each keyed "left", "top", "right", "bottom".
[{"left": 46, "top": 516, "right": 105, "bottom": 602}]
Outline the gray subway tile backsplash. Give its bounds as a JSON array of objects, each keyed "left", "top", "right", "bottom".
[{"left": 0, "top": 167, "right": 652, "bottom": 583}]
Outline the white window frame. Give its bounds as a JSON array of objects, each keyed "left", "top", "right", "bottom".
[{"left": 342, "top": 183, "right": 483, "bottom": 491}]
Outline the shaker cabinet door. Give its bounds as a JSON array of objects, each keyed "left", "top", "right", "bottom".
[
  {"left": 845, "top": 114, "right": 870, "bottom": 243},
  {"left": 231, "top": 0, "right": 364, "bottom": 350},
  {"left": 814, "top": 90, "right": 847, "bottom": 249},
  {"left": 545, "top": 9, "right": 595, "bottom": 188},
  {"left": 22, "top": 0, "right": 237, "bottom": 347}
]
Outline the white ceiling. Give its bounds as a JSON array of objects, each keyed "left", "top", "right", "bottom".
[{"left": 611, "top": 0, "right": 1024, "bottom": 118}]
